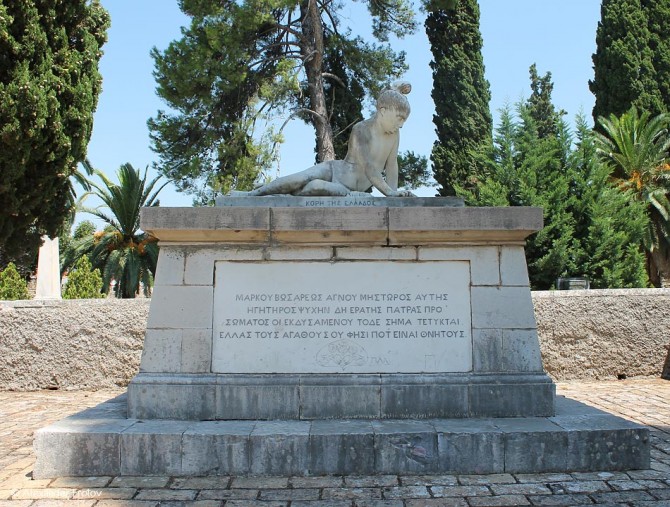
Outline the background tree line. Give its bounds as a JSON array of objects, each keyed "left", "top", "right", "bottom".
[{"left": 1, "top": 0, "right": 669, "bottom": 297}]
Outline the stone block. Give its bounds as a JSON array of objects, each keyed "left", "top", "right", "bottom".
[
  {"left": 417, "top": 247, "right": 500, "bottom": 286},
  {"left": 335, "top": 246, "right": 417, "bottom": 261},
  {"left": 372, "top": 420, "right": 438, "bottom": 474},
  {"left": 181, "top": 328, "right": 212, "bottom": 373},
  {"left": 128, "top": 382, "right": 216, "bottom": 420},
  {"left": 472, "top": 329, "right": 503, "bottom": 372},
  {"left": 182, "top": 421, "right": 255, "bottom": 475},
  {"left": 433, "top": 419, "right": 504, "bottom": 474},
  {"left": 300, "top": 376, "right": 381, "bottom": 419},
  {"left": 33, "top": 419, "right": 134, "bottom": 478},
  {"left": 120, "top": 421, "right": 191, "bottom": 475},
  {"left": 469, "top": 381, "right": 555, "bottom": 418},
  {"left": 249, "top": 421, "right": 311, "bottom": 475},
  {"left": 184, "top": 247, "right": 264, "bottom": 286},
  {"left": 139, "top": 329, "right": 181, "bottom": 373},
  {"left": 388, "top": 207, "right": 543, "bottom": 244},
  {"left": 309, "top": 420, "right": 375, "bottom": 474},
  {"left": 381, "top": 381, "right": 468, "bottom": 419},
  {"left": 216, "top": 375, "right": 300, "bottom": 419},
  {"left": 147, "top": 285, "right": 213, "bottom": 329},
  {"left": 500, "top": 246, "right": 530, "bottom": 286},
  {"left": 266, "top": 246, "right": 334, "bottom": 261},
  {"left": 471, "top": 287, "right": 537, "bottom": 329},
  {"left": 551, "top": 414, "right": 650, "bottom": 471},
  {"left": 271, "top": 207, "right": 388, "bottom": 245},
  {"left": 154, "top": 247, "right": 185, "bottom": 286},
  {"left": 497, "top": 418, "right": 568, "bottom": 473},
  {"left": 140, "top": 206, "right": 270, "bottom": 243},
  {"left": 502, "top": 330, "right": 544, "bottom": 372}
]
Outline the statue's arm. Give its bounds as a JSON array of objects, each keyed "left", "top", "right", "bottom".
[{"left": 384, "top": 137, "right": 400, "bottom": 191}]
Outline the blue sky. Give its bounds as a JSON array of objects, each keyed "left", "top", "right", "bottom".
[{"left": 84, "top": 0, "right": 601, "bottom": 210}]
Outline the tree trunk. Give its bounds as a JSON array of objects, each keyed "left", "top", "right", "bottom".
[
  {"left": 649, "top": 248, "right": 670, "bottom": 288},
  {"left": 300, "top": 0, "right": 336, "bottom": 162}
]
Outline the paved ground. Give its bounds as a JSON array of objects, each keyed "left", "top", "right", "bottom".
[{"left": 0, "top": 379, "right": 668, "bottom": 506}]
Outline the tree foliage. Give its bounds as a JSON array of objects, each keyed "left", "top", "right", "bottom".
[
  {"left": 149, "top": 0, "right": 416, "bottom": 203},
  {"left": 63, "top": 255, "right": 104, "bottom": 299},
  {"left": 590, "top": 0, "right": 665, "bottom": 122},
  {"left": 461, "top": 70, "right": 648, "bottom": 289},
  {"left": 0, "top": 0, "right": 109, "bottom": 260},
  {"left": 0, "top": 262, "right": 29, "bottom": 300},
  {"left": 425, "top": 0, "right": 492, "bottom": 196},
  {"left": 595, "top": 108, "right": 670, "bottom": 286},
  {"left": 62, "top": 163, "right": 166, "bottom": 298}
]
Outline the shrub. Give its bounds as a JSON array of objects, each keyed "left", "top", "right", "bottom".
[
  {"left": 63, "top": 256, "right": 105, "bottom": 299},
  {"left": 0, "top": 262, "right": 30, "bottom": 300}
]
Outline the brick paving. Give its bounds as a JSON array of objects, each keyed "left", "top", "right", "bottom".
[{"left": 0, "top": 379, "right": 668, "bottom": 506}]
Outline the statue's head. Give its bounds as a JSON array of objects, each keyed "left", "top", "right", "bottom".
[{"left": 376, "top": 81, "right": 411, "bottom": 117}]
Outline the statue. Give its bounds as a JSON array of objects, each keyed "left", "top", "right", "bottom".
[{"left": 231, "top": 81, "right": 416, "bottom": 197}]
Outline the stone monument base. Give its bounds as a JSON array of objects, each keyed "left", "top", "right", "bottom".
[
  {"left": 33, "top": 393, "right": 648, "bottom": 478},
  {"left": 33, "top": 201, "right": 651, "bottom": 477}
]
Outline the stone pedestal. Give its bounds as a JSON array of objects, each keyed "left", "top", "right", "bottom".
[
  {"left": 129, "top": 202, "right": 554, "bottom": 420},
  {"left": 33, "top": 199, "right": 650, "bottom": 478}
]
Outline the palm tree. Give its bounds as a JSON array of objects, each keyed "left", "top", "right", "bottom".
[
  {"left": 595, "top": 108, "right": 670, "bottom": 286},
  {"left": 63, "top": 163, "right": 168, "bottom": 298}
]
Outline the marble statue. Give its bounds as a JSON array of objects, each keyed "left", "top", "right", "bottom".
[{"left": 232, "top": 81, "right": 416, "bottom": 197}]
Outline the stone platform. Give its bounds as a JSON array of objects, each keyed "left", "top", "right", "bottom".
[
  {"left": 33, "top": 393, "right": 649, "bottom": 478},
  {"left": 32, "top": 202, "right": 652, "bottom": 478}
]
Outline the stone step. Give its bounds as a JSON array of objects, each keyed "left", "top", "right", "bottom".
[{"left": 33, "top": 394, "right": 649, "bottom": 479}]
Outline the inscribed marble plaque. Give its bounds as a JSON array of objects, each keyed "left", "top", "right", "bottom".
[{"left": 212, "top": 261, "right": 472, "bottom": 373}]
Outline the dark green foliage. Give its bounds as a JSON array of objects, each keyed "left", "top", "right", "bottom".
[
  {"left": 0, "top": 262, "right": 29, "bottom": 300},
  {"left": 643, "top": 0, "right": 670, "bottom": 111},
  {"left": 595, "top": 108, "right": 670, "bottom": 286},
  {"left": 528, "top": 64, "right": 565, "bottom": 139},
  {"left": 590, "top": 0, "right": 664, "bottom": 122},
  {"left": 568, "top": 115, "right": 649, "bottom": 288},
  {"left": 461, "top": 72, "right": 649, "bottom": 289},
  {"left": 62, "top": 163, "right": 166, "bottom": 298},
  {"left": 425, "top": 0, "right": 492, "bottom": 196},
  {"left": 0, "top": 1, "right": 109, "bottom": 259},
  {"left": 63, "top": 255, "right": 104, "bottom": 299},
  {"left": 397, "top": 151, "right": 431, "bottom": 190},
  {"left": 149, "top": 0, "right": 415, "bottom": 203}
]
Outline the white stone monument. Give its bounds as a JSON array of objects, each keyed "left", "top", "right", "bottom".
[{"left": 35, "top": 236, "right": 61, "bottom": 300}]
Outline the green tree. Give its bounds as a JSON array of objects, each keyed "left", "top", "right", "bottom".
[
  {"left": 62, "top": 255, "right": 104, "bottom": 299},
  {"left": 527, "top": 64, "right": 566, "bottom": 140},
  {"left": 0, "top": 1, "right": 109, "bottom": 260},
  {"left": 62, "top": 163, "right": 167, "bottom": 298},
  {"left": 568, "top": 115, "right": 648, "bottom": 288},
  {"left": 425, "top": 0, "right": 492, "bottom": 196},
  {"left": 590, "top": 0, "right": 664, "bottom": 123},
  {"left": 595, "top": 108, "right": 670, "bottom": 286},
  {"left": 0, "top": 262, "right": 29, "bottom": 300},
  {"left": 149, "top": 0, "right": 416, "bottom": 202},
  {"left": 643, "top": 0, "right": 670, "bottom": 111}
]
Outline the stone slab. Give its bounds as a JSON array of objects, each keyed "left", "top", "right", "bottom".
[
  {"left": 215, "top": 195, "right": 465, "bottom": 208},
  {"left": 127, "top": 372, "right": 555, "bottom": 420},
  {"left": 212, "top": 261, "right": 472, "bottom": 374},
  {"left": 33, "top": 395, "right": 650, "bottom": 478},
  {"left": 140, "top": 206, "right": 543, "bottom": 245}
]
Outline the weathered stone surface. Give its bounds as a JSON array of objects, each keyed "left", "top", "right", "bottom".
[
  {"left": 309, "top": 420, "right": 375, "bottom": 474},
  {"left": 534, "top": 289, "right": 670, "bottom": 380},
  {"left": 0, "top": 299, "right": 148, "bottom": 391},
  {"left": 32, "top": 391, "right": 651, "bottom": 478},
  {"left": 300, "top": 376, "right": 381, "bottom": 419},
  {"left": 182, "top": 421, "right": 255, "bottom": 475},
  {"left": 249, "top": 421, "right": 310, "bottom": 476},
  {"left": 120, "top": 421, "right": 190, "bottom": 476}
]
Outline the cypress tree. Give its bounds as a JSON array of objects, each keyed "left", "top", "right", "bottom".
[
  {"left": 590, "top": 0, "right": 664, "bottom": 122},
  {"left": 0, "top": 1, "right": 109, "bottom": 261},
  {"left": 425, "top": 0, "right": 492, "bottom": 196},
  {"left": 642, "top": 0, "right": 670, "bottom": 112}
]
